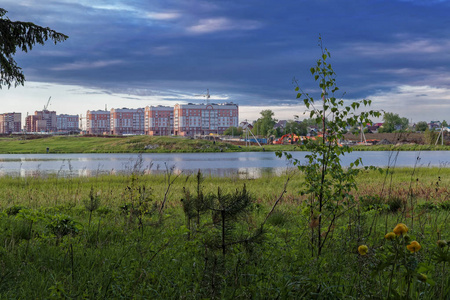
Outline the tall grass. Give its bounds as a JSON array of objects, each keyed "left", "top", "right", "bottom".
[{"left": 0, "top": 168, "right": 448, "bottom": 298}]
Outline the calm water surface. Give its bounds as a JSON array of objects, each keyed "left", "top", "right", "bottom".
[{"left": 0, "top": 151, "right": 448, "bottom": 178}]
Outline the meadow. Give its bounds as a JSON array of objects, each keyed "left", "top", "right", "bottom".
[{"left": 0, "top": 166, "right": 449, "bottom": 299}]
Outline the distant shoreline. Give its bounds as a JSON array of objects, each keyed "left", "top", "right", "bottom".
[{"left": 0, "top": 134, "right": 449, "bottom": 154}]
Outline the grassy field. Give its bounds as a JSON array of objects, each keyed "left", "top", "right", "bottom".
[
  {"left": 0, "top": 135, "right": 300, "bottom": 153},
  {"left": 0, "top": 167, "right": 449, "bottom": 298},
  {"left": 0, "top": 134, "right": 450, "bottom": 154}
]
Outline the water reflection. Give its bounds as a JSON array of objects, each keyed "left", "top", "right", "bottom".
[{"left": 0, "top": 151, "right": 448, "bottom": 179}]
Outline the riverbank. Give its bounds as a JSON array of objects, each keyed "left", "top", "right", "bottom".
[{"left": 0, "top": 134, "right": 449, "bottom": 154}]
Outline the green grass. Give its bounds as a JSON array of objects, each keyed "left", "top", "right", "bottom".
[
  {"left": 0, "top": 168, "right": 449, "bottom": 298},
  {"left": 0, "top": 135, "right": 240, "bottom": 153},
  {"left": 352, "top": 144, "right": 450, "bottom": 151},
  {"left": 1, "top": 135, "right": 449, "bottom": 153}
]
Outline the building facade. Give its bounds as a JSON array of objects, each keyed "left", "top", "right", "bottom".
[
  {"left": 110, "top": 108, "right": 145, "bottom": 135},
  {"left": 144, "top": 105, "right": 174, "bottom": 136},
  {"left": 173, "top": 102, "right": 239, "bottom": 136},
  {"left": 24, "top": 110, "right": 57, "bottom": 132},
  {"left": 0, "top": 112, "right": 21, "bottom": 134},
  {"left": 86, "top": 110, "right": 111, "bottom": 135},
  {"left": 57, "top": 114, "right": 80, "bottom": 132}
]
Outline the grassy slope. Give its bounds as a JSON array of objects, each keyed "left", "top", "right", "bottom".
[
  {"left": 0, "top": 135, "right": 238, "bottom": 153},
  {"left": 0, "top": 135, "right": 449, "bottom": 153}
]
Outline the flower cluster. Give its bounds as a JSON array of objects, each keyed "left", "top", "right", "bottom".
[{"left": 385, "top": 223, "right": 422, "bottom": 253}]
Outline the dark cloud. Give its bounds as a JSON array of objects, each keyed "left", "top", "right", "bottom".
[{"left": 3, "top": 0, "right": 450, "bottom": 119}]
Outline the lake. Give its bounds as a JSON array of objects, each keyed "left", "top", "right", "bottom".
[{"left": 0, "top": 151, "right": 449, "bottom": 178}]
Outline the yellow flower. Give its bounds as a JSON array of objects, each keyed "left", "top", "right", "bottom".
[
  {"left": 393, "top": 223, "right": 408, "bottom": 236},
  {"left": 358, "top": 245, "right": 369, "bottom": 255},
  {"left": 407, "top": 241, "right": 421, "bottom": 253},
  {"left": 385, "top": 232, "right": 396, "bottom": 240}
]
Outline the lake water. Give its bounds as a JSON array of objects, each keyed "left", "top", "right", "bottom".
[{"left": 0, "top": 151, "right": 448, "bottom": 178}]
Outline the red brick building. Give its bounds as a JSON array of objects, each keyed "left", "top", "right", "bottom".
[
  {"left": 173, "top": 102, "right": 239, "bottom": 136},
  {"left": 24, "top": 110, "right": 57, "bottom": 133},
  {"left": 0, "top": 112, "right": 21, "bottom": 134},
  {"left": 110, "top": 108, "right": 145, "bottom": 135},
  {"left": 144, "top": 105, "right": 174, "bottom": 136},
  {"left": 57, "top": 114, "right": 79, "bottom": 132},
  {"left": 86, "top": 110, "right": 110, "bottom": 135}
]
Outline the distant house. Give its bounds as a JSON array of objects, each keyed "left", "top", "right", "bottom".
[
  {"left": 273, "top": 120, "right": 287, "bottom": 130},
  {"left": 429, "top": 121, "right": 442, "bottom": 130},
  {"left": 239, "top": 121, "right": 253, "bottom": 130}
]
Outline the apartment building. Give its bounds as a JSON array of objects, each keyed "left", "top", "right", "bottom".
[
  {"left": 57, "top": 114, "right": 79, "bottom": 132},
  {"left": 110, "top": 108, "right": 145, "bottom": 135},
  {"left": 173, "top": 102, "right": 239, "bottom": 136},
  {"left": 24, "top": 110, "right": 57, "bottom": 132},
  {"left": 86, "top": 110, "right": 110, "bottom": 135},
  {"left": 0, "top": 112, "right": 21, "bottom": 134},
  {"left": 144, "top": 105, "right": 173, "bottom": 136}
]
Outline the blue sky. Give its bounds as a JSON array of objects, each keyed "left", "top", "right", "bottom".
[{"left": 2, "top": 0, "right": 450, "bottom": 125}]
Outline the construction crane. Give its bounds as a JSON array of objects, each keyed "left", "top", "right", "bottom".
[
  {"left": 195, "top": 89, "right": 211, "bottom": 105},
  {"left": 43, "top": 96, "right": 51, "bottom": 110}
]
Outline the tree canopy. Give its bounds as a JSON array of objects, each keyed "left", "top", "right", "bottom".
[
  {"left": 284, "top": 119, "right": 307, "bottom": 136},
  {"left": 379, "top": 112, "right": 409, "bottom": 133},
  {"left": 415, "top": 121, "right": 428, "bottom": 132},
  {"left": 253, "top": 110, "right": 277, "bottom": 137},
  {"left": 223, "top": 126, "right": 243, "bottom": 137},
  {"left": 0, "top": 8, "right": 68, "bottom": 88}
]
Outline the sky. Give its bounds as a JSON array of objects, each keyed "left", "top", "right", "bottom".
[{"left": 2, "top": 0, "right": 450, "bottom": 127}]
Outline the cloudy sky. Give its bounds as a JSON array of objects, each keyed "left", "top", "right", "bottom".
[{"left": 2, "top": 0, "right": 450, "bottom": 125}]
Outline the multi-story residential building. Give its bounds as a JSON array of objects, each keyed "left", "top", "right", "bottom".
[
  {"left": 86, "top": 110, "right": 110, "bottom": 135},
  {"left": 57, "top": 114, "right": 79, "bottom": 132},
  {"left": 0, "top": 112, "right": 21, "bottom": 134},
  {"left": 110, "top": 108, "right": 145, "bottom": 135},
  {"left": 173, "top": 102, "right": 239, "bottom": 136},
  {"left": 144, "top": 105, "right": 173, "bottom": 136},
  {"left": 24, "top": 110, "right": 57, "bottom": 132}
]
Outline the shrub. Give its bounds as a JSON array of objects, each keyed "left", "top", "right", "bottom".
[
  {"left": 44, "top": 214, "right": 81, "bottom": 238},
  {"left": 386, "top": 197, "right": 405, "bottom": 213},
  {"left": 5, "top": 205, "right": 27, "bottom": 216}
]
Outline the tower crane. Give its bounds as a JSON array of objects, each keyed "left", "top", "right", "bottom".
[
  {"left": 44, "top": 96, "right": 51, "bottom": 110},
  {"left": 195, "top": 89, "right": 211, "bottom": 105}
]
